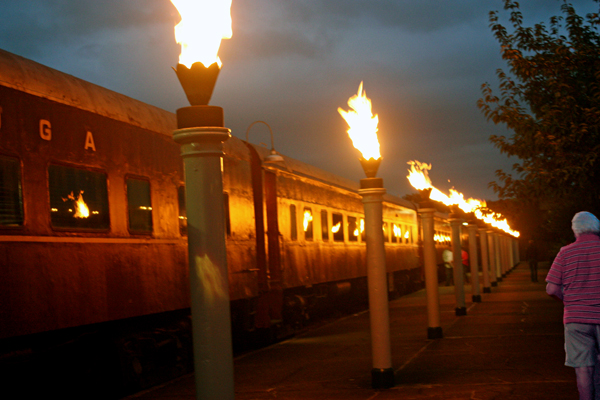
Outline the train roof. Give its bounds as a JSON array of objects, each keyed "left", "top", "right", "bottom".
[
  {"left": 0, "top": 48, "right": 415, "bottom": 211},
  {"left": 251, "top": 144, "right": 415, "bottom": 210},
  {"left": 0, "top": 48, "right": 177, "bottom": 136}
]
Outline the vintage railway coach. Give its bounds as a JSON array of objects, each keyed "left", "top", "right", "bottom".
[{"left": 0, "top": 49, "right": 423, "bottom": 394}]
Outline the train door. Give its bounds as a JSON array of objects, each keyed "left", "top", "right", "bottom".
[{"left": 245, "top": 143, "right": 283, "bottom": 329}]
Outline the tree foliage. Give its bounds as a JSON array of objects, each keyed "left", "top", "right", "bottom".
[{"left": 479, "top": 0, "right": 600, "bottom": 242}]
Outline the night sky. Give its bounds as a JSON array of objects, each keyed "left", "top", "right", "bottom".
[{"left": 1, "top": 0, "right": 597, "bottom": 201}]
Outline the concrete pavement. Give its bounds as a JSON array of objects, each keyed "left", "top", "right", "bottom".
[{"left": 127, "top": 262, "right": 576, "bottom": 399}]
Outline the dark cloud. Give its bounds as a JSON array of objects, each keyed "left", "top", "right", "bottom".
[{"left": 1, "top": 0, "right": 593, "bottom": 201}]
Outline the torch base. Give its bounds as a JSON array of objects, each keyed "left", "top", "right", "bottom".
[
  {"left": 427, "top": 327, "right": 443, "bottom": 340},
  {"left": 371, "top": 368, "right": 395, "bottom": 389},
  {"left": 455, "top": 307, "right": 467, "bottom": 316},
  {"left": 177, "top": 106, "right": 224, "bottom": 129}
]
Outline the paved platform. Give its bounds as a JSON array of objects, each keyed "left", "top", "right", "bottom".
[{"left": 127, "top": 262, "right": 576, "bottom": 399}]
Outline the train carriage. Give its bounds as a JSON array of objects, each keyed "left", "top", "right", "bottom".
[{"left": 0, "top": 48, "right": 429, "bottom": 395}]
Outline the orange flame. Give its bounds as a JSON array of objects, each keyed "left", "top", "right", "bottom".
[
  {"left": 406, "top": 160, "right": 519, "bottom": 237},
  {"left": 171, "top": 0, "right": 233, "bottom": 68},
  {"left": 338, "top": 82, "right": 381, "bottom": 160},
  {"left": 64, "top": 191, "right": 90, "bottom": 219},
  {"left": 303, "top": 209, "right": 313, "bottom": 232},
  {"left": 331, "top": 222, "right": 341, "bottom": 234}
]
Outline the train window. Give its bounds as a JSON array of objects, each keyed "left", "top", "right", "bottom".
[
  {"left": 392, "top": 223, "right": 401, "bottom": 243},
  {"left": 224, "top": 192, "right": 231, "bottom": 237},
  {"left": 290, "top": 204, "right": 297, "bottom": 240},
  {"left": 360, "top": 218, "right": 365, "bottom": 242},
  {"left": 127, "top": 177, "right": 152, "bottom": 233},
  {"left": 178, "top": 185, "right": 187, "bottom": 236},
  {"left": 348, "top": 216, "right": 358, "bottom": 242},
  {"left": 0, "top": 155, "right": 24, "bottom": 227},
  {"left": 332, "top": 213, "right": 344, "bottom": 242},
  {"left": 321, "top": 209, "right": 329, "bottom": 241},
  {"left": 48, "top": 164, "right": 109, "bottom": 230},
  {"left": 303, "top": 207, "right": 313, "bottom": 241},
  {"left": 383, "top": 222, "right": 390, "bottom": 242}
]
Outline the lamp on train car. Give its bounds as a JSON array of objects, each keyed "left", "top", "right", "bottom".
[
  {"left": 169, "top": 1, "right": 235, "bottom": 399},
  {"left": 245, "top": 120, "right": 285, "bottom": 164},
  {"left": 338, "top": 82, "right": 394, "bottom": 389}
]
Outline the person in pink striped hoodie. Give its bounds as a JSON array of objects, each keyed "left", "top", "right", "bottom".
[{"left": 547, "top": 211, "right": 600, "bottom": 400}]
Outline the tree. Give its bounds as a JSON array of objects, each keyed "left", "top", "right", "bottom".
[{"left": 479, "top": 0, "right": 600, "bottom": 244}]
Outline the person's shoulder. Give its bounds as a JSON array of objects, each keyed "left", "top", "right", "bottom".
[{"left": 561, "top": 235, "right": 600, "bottom": 252}]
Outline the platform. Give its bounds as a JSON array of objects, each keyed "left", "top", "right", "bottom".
[{"left": 126, "top": 262, "right": 576, "bottom": 399}]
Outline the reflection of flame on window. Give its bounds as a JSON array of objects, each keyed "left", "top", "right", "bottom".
[
  {"left": 393, "top": 224, "right": 401, "bottom": 237},
  {"left": 139, "top": 206, "right": 153, "bottom": 211},
  {"left": 404, "top": 230, "right": 410, "bottom": 239},
  {"left": 360, "top": 219, "right": 365, "bottom": 233},
  {"left": 331, "top": 222, "right": 341, "bottom": 233},
  {"left": 303, "top": 210, "right": 313, "bottom": 232},
  {"left": 62, "top": 191, "right": 90, "bottom": 218}
]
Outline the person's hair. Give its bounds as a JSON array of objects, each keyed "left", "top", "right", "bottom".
[{"left": 572, "top": 212, "right": 600, "bottom": 237}]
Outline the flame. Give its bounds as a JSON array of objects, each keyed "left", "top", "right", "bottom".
[
  {"left": 170, "top": 0, "right": 233, "bottom": 68},
  {"left": 360, "top": 219, "right": 365, "bottom": 234},
  {"left": 63, "top": 191, "right": 90, "bottom": 219},
  {"left": 404, "top": 230, "right": 410, "bottom": 239},
  {"left": 393, "top": 224, "right": 401, "bottom": 238},
  {"left": 338, "top": 82, "right": 381, "bottom": 160},
  {"left": 303, "top": 210, "right": 313, "bottom": 232},
  {"left": 331, "top": 222, "right": 341, "bottom": 234},
  {"left": 407, "top": 160, "right": 519, "bottom": 237}
]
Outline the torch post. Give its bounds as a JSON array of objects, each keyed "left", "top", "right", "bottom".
[
  {"left": 449, "top": 208, "right": 466, "bottom": 316},
  {"left": 478, "top": 227, "right": 491, "bottom": 293},
  {"left": 494, "top": 232, "right": 502, "bottom": 282},
  {"left": 487, "top": 229, "right": 498, "bottom": 287},
  {"left": 359, "top": 175, "right": 394, "bottom": 389},
  {"left": 467, "top": 222, "right": 481, "bottom": 303},
  {"left": 173, "top": 106, "right": 235, "bottom": 400},
  {"left": 417, "top": 189, "right": 442, "bottom": 339}
]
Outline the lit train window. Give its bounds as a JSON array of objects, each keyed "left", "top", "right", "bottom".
[
  {"left": 383, "top": 222, "right": 390, "bottom": 242},
  {"left": 290, "top": 204, "right": 297, "bottom": 241},
  {"left": 48, "top": 164, "right": 109, "bottom": 230},
  {"left": 360, "top": 218, "right": 365, "bottom": 241},
  {"left": 348, "top": 216, "right": 358, "bottom": 242},
  {"left": 127, "top": 178, "right": 152, "bottom": 233},
  {"left": 303, "top": 207, "right": 313, "bottom": 241},
  {"left": 321, "top": 209, "right": 329, "bottom": 241},
  {"left": 224, "top": 192, "right": 231, "bottom": 237},
  {"left": 332, "top": 213, "right": 344, "bottom": 242},
  {"left": 392, "top": 223, "right": 401, "bottom": 243},
  {"left": 0, "top": 155, "right": 24, "bottom": 227},
  {"left": 178, "top": 186, "right": 187, "bottom": 236}
]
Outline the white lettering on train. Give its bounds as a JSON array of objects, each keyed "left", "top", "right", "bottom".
[
  {"left": 40, "top": 119, "right": 51, "bottom": 140},
  {"left": 84, "top": 130, "right": 96, "bottom": 151}
]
